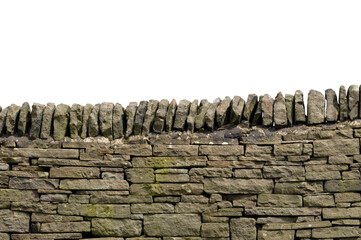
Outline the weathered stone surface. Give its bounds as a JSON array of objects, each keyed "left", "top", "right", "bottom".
[
  {"left": 263, "top": 166, "right": 304, "bottom": 179},
  {"left": 131, "top": 203, "right": 174, "bottom": 214},
  {"left": 0, "top": 210, "right": 29, "bottom": 233},
  {"left": 144, "top": 214, "right": 201, "bottom": 237},
  {"left": 60, "top": 179, "right": 129, "bottom": 190},
  {"left": 125, "top": 102, "right": 137, "bottom": 137},
  {"left": 205, "top": 101, "right": 218, "bottom": 131},
  {"left": 40, "top": 193, "right": 67, "bottom": 202},
  {"left": 323, "top": 207, "right": 361, "bottom": 219},
  {"left": 11, "top": 233, "right": 82, "bottom": 240},
  {"left": 80, "top": 104, "right": 93, "bottom": 139},
  {"left": 88, "top": 104, "right": 100, "bottom": 137},
  {"left": 130, "top": 183, "right": 203, "bottom": 196},
  {"left": 9, "top": 177, "right": 59, "bottom": 190},
  {"left": 348, "top": 85, "right": 359, "bottom": 120},
  {"left": 132, "top": 156, "right": 206, "bottom": 168},
  {"left": 294, "top": 90, "right": 306, "bottom": 123},
  {"left": 5, "top": 104, "right": 20, "bottom": 135},
  {"left": 11, "top": 201, "right": 57, "bottom": 213},
  {"left": 245, "top": 207, "right": 321, "bottom": 216},
  {"left": 204, "top": 178, "right": 273, "bottom": 194},
  {"left": 307, "top": 90, "right": 325, "bottom": 124},
  {"left": 234, "top": 169, "right": 262, "bottom": 178},
  {"left": 274, "top": 143, "right": 302, "bottom": 156},
  {"left": 201, "top": 223, "right": 229, "bottom": 237},
  {"left": 153, "top": 99, "right": 169, "bottom": 133},
  {"left": 90, "top": 194, "right": 152, "bottom": 204},
  {"left": 243, "top": 94, "right": 257, "bottom": 123},
  {"left": 274, "top": 182, "right": 323, "bottom": 194},
  {"left": 0, "top": 148, "right": 79, "bottom": 158},
  {"left": 257, "top": 194, "right": 302, "bottom": 207},
  {"left": 156, "top": 173, "right": 189, "bottom": 182},
  {"left": 251, "top": 95, "right": 262, "bottom": 126},
  {"left": 187, "top": 100, "right": 198, "bottom": 133},
  {"left": 92, "top": 218, "right": 142, "bottom": 237},
  {"left": 40, "top": 103, "right": 56, "bottom": 139},
  {"left": 142, "top": 100, "right": 159, "bottom": 136},
  {"left": 312, "top": 226, "right": 361, "bottom": 238},
  {"left": 263, "top": 221, "right": 331, "bottom": 230},
  {"left": 50, "top": 167, "right": 100, "bottom": 179},
  {"left": 313, "top": 139, "right": 359, "bottom": 156},
  {"left": 324, "top": 179, "right": 361, "bottom": 192},
  {"left": 305, "top": 171, "right": 341, "bottom": 180},
  {"left": 325, "top": 88, "right": 338, "bottom": 122},
  {"left": 114, "top": 144, "right": 152, "bottom": 156},
  {"left": 216, "top": 97, "right": 231, "bottom": 127},
  {"left": 274, "top": 92, "right": 287, "bottom": 128},
  {"left": 304, "top": 195, "right": 335, "bottom": 207},
  {"left": 0, "top": 233, "right": 9, "bottom": 240},
  {"left": 230, "top": 218, "right": 256, "bottom": 240},
  {"left": 285, "top": 94, "right": 294, "bottom": 126},
  {"left": 0, "top": 107, "right": 8, "bottom": 135},
  {"left": 126, "top": 168, "right": 154, "bottom": 183},
  {"left": 173, "top": 99, "right": 191, "bottom": 131},
  {"left": 339, "top": 85, "right": 348, "bottom": 121},
  {"left": 153, "top": 145, "right": 198, "bottom": 156},
  {"left": 41, "top": 221, "right": 91, "bottom": 233},
  {"left": 199, "top": 145, "right": 244, "bottom": 156},
  {"left": 80, "top": 204, "right": 130, "bottom": 218},
  {"left": 194, "top": 99, "right": 210, "bottom": 130},
  {"left": 261, "top": 94, "right": 273, "bottom": 127},
  {"left": 165, "top": 99, "right": 177, "bottom": 132},
  {"left": 258, "top": 230, "right": 295, "bottom": 240},
  {"left": 334, "top": 192, "right": 361, "bottom": 202},
  {"left": 189, "top": 168, "right": 232, "bottom": 178},
  {"left": 230, "top": 96, "right": 245, "bottom": 124},
  {"left": 133, "top": 101, "right": 148, "bottom": 135},
  {"left": 69, "top": 104, "right": 83, "bottom": 139},
  {"left": 32, "top": 213, "right": 81, "bottom": 222},
  {"left": 0, "top": 189, "right": 38, "bottom": 202},
  {"left": 99, "top": 102, "right": 114, "bottom": 139},
  {"left": 111, "top": 103, "right": 125, "bottom": 139},
  {"left": 53, "top": 104, "right": 70, "bottom": 141},
  {"left": 18, "top": 102, "right": 31, "bottom": 137}
]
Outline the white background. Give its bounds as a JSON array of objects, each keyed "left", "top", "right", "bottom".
[{"left": 0, "top": 0, "right": 360, "bottom": 108}]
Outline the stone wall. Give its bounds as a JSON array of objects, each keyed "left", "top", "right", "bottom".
[{"left": 1, "top": 85, "right": 361, "bottom": 239}]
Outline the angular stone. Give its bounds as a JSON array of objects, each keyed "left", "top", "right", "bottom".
[
  {"left": 243, "top": 94, "right": 258, "bottom": 122},
  {"left": 40, "top": 103, "right": 56, "bottom": 139},
  {"left": 258, "top": 230, "right": 295, "bottom": 240},
  {"left": 204, "top": 178, "right": 273, "bottom": 194},
  {"left": 111, "top": 103, "right": 125, "bottom": 139},
  {"left": 144, "top": 214, "right": 201, "bottom": 237},
  {"left": 41, "top": 222, "right": 90, "bottom": 233},
  {"left": 189, "top": 168, "right": 232, "bottom": 178},
  {"left": 11, "top": 202, "right": 57, "bottom": 214},
  {"left": 153, "top": 99, "right": 169, "bottom": 133},
  {"left": 307, "top": 90, "right": 325, "bottom": 124},
  {"left": 130, "top": 183, "right": 203, "bottom": 196},
  {"left": 38, "top": 158, "right": 130, "bottom": 168},
  {"left": 9, "top": 177, "right": 59, "bottom": 189},
  {"left": 88, "top": 104, "right": 100, "bottom": 137},
  {"left": 80, "top": 104, "right": 93, "bottom": 138},
  {"left": 323, "top": 207, "right": 361, "bottom": 219},
  {"left": 69, "top": 103, "right": 83, "bottom": 139},
  {"left": 0, "top": 233, "right": 9, "bottom": 240},
  {"left": 92, "top": 218, "right": 142, "bottom": 237},
  {"left": 257, "top": 194, "right": 302, "bottom": 207},
  {"left": 339, "top": 85, "right": 348, "bottom": 121},
  {"left": 251, "top": 96, "right": 262, "bottom": 126},
  {"left": 216, "top": 97, "right": 231, "bottom": 127},
  {"left": 53, "top": 104, "right": 70, "bottom": 141},
  {"left": 142, "top": 100, "right": 158, "bottom": 136},
  {"left": 99, "top": 102, "right": 114, "bottom": 139},
  {"left": 201, "top": 223, "right": 229, "bottom": 237},
  {"left": 126, "top": 168, "right": 154, "bottom": 183},
  {"left": 175, "top": 202, "right": 216, "bottom": 214},
  {"left": 294, "top": 90, "right": 306, "bottom": 123},
  {"left": 90, "top": 194, "right": 152, "bottom": 204},
  {"left": 325, "top": 88, "right": 338, "bottom": 122},
  {"left": 245, "top": 207, "right": 321, "bottom": 216},
  {"left": 5, "top": 104, "right": 21, "bottom": 135},
  {"left": 263, "top": 166, "right": 304, "bottom": 179},
  {"left": 274, "top": 182, "right": 323, "bottom": 194},
  {"left": 261, "top": 94, "right": 274, "bottom": 127},
  {"left": 348, "top": 85, "right": 359, "bottom": 120},
  {"left": 195, "top": 100, "right": 210, "bottom": 130},
  {"left": 312, "top": 227, "right": 361, "bottom": 238},
  {"left": 334, "top": 192, "right": 361, "bottom": 202},
  {"left": 313, "top": 139, "right": 359, "bottom": 157},
  {"left": 11, "top": 233, "right": 82, "bottom": 240},
  {"left": 304, "top": 195, "right": 335, "bottom": 207},
  {"left": 153, "top": 145, "right": 198, "bottom": 156},
  {"left": 40, "top": 194, "right": 67, "bottom": 202},
  {"left": 285, "top": 94, "right": 294, "bottom": 126},
  {"left": 324, "top": 179, "right": 361, "bottom": 192},
  {"left": 0, "top": 107, "right": 8, "bottom": 135},
  {"left": 18, "top": 102, "right": 31, "bottom": 137},
  {"left": 0, "top": 209, "right": 29, "bottom": 233},
  {"left": 114, "top": 144, "right": 152, "bottom": 156},
  {"left": 186, "top": 99, "right": 198, "bottom": 133},
  {"left": 274, "top": 143, "right": 302, "bottom": 156},
  {"left": 156, "top": 174, "right": 189, "bottom": 182},
  {"left": 204, "top": 100, "right": 219, "bottom": 131},
  {"left": 0, "top": 148, "right": 79, "bottom": 158},
  {"left": 131, "top": 203, "right": 174, "bottom": 214},
  {"left": 133, "top": 101, "right": 147, "bottom": 135},
  {"left": 0, "top": 189, "right": 38, "bottom": 202},
  {"left": 132, "top": 156, "right": 206, "bottom": 168},
  {"left": 50, "top": 167, "right": 100, "bottom": 178},
  {"left": 173, "top": 99, "right": 191, "bottom": 131},
  {"left": 234, "top": 169, "right": 262, "bottom": 178},
  {"left": 229, "top": 96, "right": 245, "bottom": 124},
  {"left": 165, "top": 99, "right": 177, "bottom": 132},
  {"left": 60, "top": 179, "right": 129, "bottom": 190},
  {"left": 230, "top": 218, "right": 256, "bottom": 240},
  {"left": 79, "top": 204, "right": 130, "bottom": 218},
  {"left": 274, "top": 92, "right": 288, "bottom": 128},
  {"left": 263, "top": 221, "right": 331, "bottom": 230},
  {"left": 125, "top": 102, "right": 137, "bottom": 137},
  {"left": 305, "top": 171, "right": 341, "bottom": 180},
  {"left": 199, "top": 145, "right": 244, "bottom": 156}
]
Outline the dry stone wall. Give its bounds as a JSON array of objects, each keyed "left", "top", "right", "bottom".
[{"left": 0, "top": 85, "right": 361, "bottom": 239}]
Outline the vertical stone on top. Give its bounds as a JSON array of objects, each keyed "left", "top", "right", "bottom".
[
  {"left": 307, "top": 90, "right": 325, "bottom": 125},
  {"left": 285, "top": 94, "right": 294, "bottom": 127},
  {"left": 243, "top": 94, "right": 258, "bottom": 123},
  {"left": 216, "top": 97, "right": 231, "bottom": 127},
  {"left": 142, "top": 100, "right": 159, "bottom": 136},
  {"left": 88, "top": 104, "right": 100, "bottom": 137},
  {"left": 99, "top": 102, "right": 114, "bottom": 139},
  {"left": 205, "top": 98, "right": 221, "bottom": 131},
  {"left": 251, "top": 96, "right": 262, "bottom": 126},
  {"left": 325, "top": 88, "right": 339, "bottom": 122},
  {"left": 195, "top": 99, "right": 210, "bottom": 130},
  {"left": 339, "top": 85, "right": 347, "bottom": 121},
  {"left": 113, "top": 103, "right": 125, "bottom": 139},
  {"left": 80, "top": 104, "right": 93, "bottom": 139},
  {"left": 347, "top": 85, "right": 359, "bottom": 120},
  {"left": 173, "top": 99, "right": 191, "bottom": 131},
  {"left": 294, "top": 90, "right": 306, "bottom": 123},
  {"left": 230, "top": 96, "right": 245, "bottom": 124},
  {"left": 17, "top": 102, "right": 31, "bottom": 137},
  {"left": 274, "top": 92, "right": 287, "bottom": 128},
  {"left": 0, "top": 107, "right": 7, "bottom": 135},
  {"left": 69, "top": 104, "right": 83, "bottom": 139},
  {"left": 125, "top": 102, "right": 137, "bottom": 137},
  {"left": 187, "top": 99, "right": 199, "bottom": 133},
  {"left": 261, "top": 94, "right": 274, "bottom": 127},
  {"left": 153, "top": 99, "right": 169, "bottom": 133},
  {"left": 165, "top": 99, "right": 177, "bottom": 132},
  {"left": 53, "top": 104, "right": 70, "bottom": 141},
  {"left": 29, "top": 103, "right": 45, "bottom": 139},
  {"left": 40, "top": 103, "right": 56, "bottom": 139},
  {"left": 133, "top": 101, "right": 147, "bottom": 136},
  {"left": 230, "top": 218, "right": 256, "bottom": 240},
  {"left": 5, "top": 104, "right": 20, "bottom": 136}
]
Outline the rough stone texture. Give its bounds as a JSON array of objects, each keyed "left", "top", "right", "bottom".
[
  {"left": 339, "top": 85, "right": 348, "bottom": 121},
  {"left": 40, "top": 102, "right": 56, "bottom": 139},
  {"left": 204, "top": 101, "right": 218, "bottom": 131},
  {"left": 325, "top": 88, "right": 338, "bottom": 122},
  {"left": 230, "top": 218, "right": 256, "bottom": 240},
  {"left": 99, "top": 102, "right": 114, "bottom": 139},
  {"left": 142, "top": 100, "right": 159, "bottom": 136},
  {"left": 0, "top": 107, "right": 8, "bottom": 134},
  {"left": 112, "top": 103, "right": 125, "bottom": 139},
  {"left": 274, "top": 92, "right": 287, "bottom": 128},
  {"left": 88, "top": 104, "right": 100, "bottom": 137},
  {"left": 125, "top": 102, "right": 137, "bottom": 137},
  {"left": 187, "top": 99, "right": 199, "bottom": 133},
  {"left": 165, "top": 99, "right": 177, "bottom": 132},
  {"left": 18, "top": 102, "right": 31, "bottom": 137},
  {"left": 0, "top": 210, "right": 29, "bottom": 233},
  {"left": 348, "top": 84, "right": 359, "bottom": 120},
  {"left": 216, "top": 97, "right": 231, "bottom": 127},
  {"left": 243, "top": 94, "right": 258, "bottom": 122},
  {"left": 173, "top": 99, "right": 191, "bottom": 131},
  {"left": 195, "top": 99, "right": 210, "bottom": 130},
  {"left": 294, "top": 90, "right": 306, "bottom": 123},
  {"left": 5, "top": 104, "right": 21, "bottom": 135},
  {"left": 92, "top": 219, "right": 142, "bottom": 237},
  {"left": 153, "top": 99, "right": 169, "bottom": 133},
  {"left": 53, "top": 104, "right": 70, "bottom": 141},
  {"left": 285, "top": 94, "right": 294, "bottom": 127},
  {"left": 230, "top": 96, "right": 245, "bottom": 124},
  {"left": 261, "top": 94, "right": 273, "bottom": 127},
  {"left": 307, "top": 90, "right": 325, "bottom": 124},
  {"left": 69, "top": 103, "right": 83, "bottom": 139}
]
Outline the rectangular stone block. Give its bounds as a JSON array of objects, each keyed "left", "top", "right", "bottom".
[
  {"left": 126, "top": 168, "right": 154, "bottom": 183},
  {"left": 114, "top": 144, "right": 152, "bottom": 156},
  {"left": 0, "top": 189, "right": 38, "bottom": 202},
  {"left": 312, "top": 227, "right": 361, "bottom": 238},
  {"left": 90, "top": 194, "right": 153, "bottom": 204},
  {"left": 263, "top": 221, "right": 331, "bottom": 230},
  {"left": 263, "top": 166, "right": 304, "bottom": 178},
  {"left": 274, "top": 182, "right": 323, "bottom": 194},
  {"left": 131, "top": 203, "right": 174, "bottom": 214},
  {"left": 258, "top": 230, "right": 295, "bottom": 240},
  {"left": 144, "top": 214, "right": 201, "bottom": 237},
  {"left": 130, "top": 183, "right": 203, "bottom": 196},
  {"left": 274, "top": 143, "right": 302, "bottom": 156},
  {"left": 305, "top": 171, "right": 341, "bottom": 180},
  {"left": 245, "top": 145, "right": 272, "bottom": 156},
  {"left": 257, "top": 194, "right": 302, "bottom": 207},
  {"left": 325, "top": 179, "right": 361, "bottom": 192},
  {"left": 204, "top": 178, "right": 274, "bottom": 194},
  {"left": 80, "top": 204, "right": 130, "bottom": 218},
  {"left": 199, "top": 145, "right": 244, "bottom": 156},
  {"left": 11, "top": 202, "right": 57, "bottom": 214},
  {"left": 230, "top": 218, "right": 256, "bottom": 240},
  {"left": 9, "top": 177, "right": 59, "bottom": 190},
  {"left": 153, "top": 145, "right": 198, "bottom": 156},
  {"left": 335, "top": 192, "right": 361, "bottom": 202},
  {"left": 245, "top": 207, "right": 321, "bottom": 216},
  {"left": 40, "top": 221, "right": 91, "bottom": 233},
  {"left": 175, "top": 203, "right": 217, "bottom": 213},
  {"left": 0, "top": 147, "right": 79, "bottom": 158},
  {"left": 31, "top": 213, "right": 83, "bottom": 222},
  {"left": 38, "top": 158, "right": 131, "bottom": 168},
  {"left": 323, "top": 207, "right": 361, "bottom": 219},
  {"left": 132, "top": 156, "right": 207, "bottom": 168},
  {"left": 60, "top": 179, "right": 129, "bottom": 190},
  {"left": 0, "top": 210, "right": 29, "bottom": 233},
  {"left": 303, "top": 195, "right": 335, "bottom": 207},
  {"left": 50, "top": 167, "right": 100, "bottom": 178},
  {"left": 92, "top": 218, "right": 142, "bottom": 237},
  {"left": 11, "top": 233, "right": 82, "bottom": 240},
  {"left": 234, "top": 169, "right": 262, "bottom": 178},
  {"left": 201, "top": 223, "right": 229, "bottom": 237},
  {"left": 156, "top": 174, "right": 189, "bottom": 183},
  {"left": 314, "top": 139, "right": 359, "bottom": 157},
  {"left": 189, "top": 168, "right": 232, "bottom": 177}
]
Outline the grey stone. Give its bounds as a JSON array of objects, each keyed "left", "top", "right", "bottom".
[
  {"left": 134, "top": 101, "right": 147, "bottom": 135},
  {"left": 274, "top": 182, "right": 323, "bottom": 194},
  {"left": 303, "top": 195, "right": 335, "bottom": 207},
  {"left": 17, "top": 102, "right": 30, "bottom": 136},
  {"left": 325, "top": 180, "right": 361, "bottom": 192},
  {"left": 50, "top": 167, "right": 100, "bottom": 178},
  {"left": 230, "top": 96, "right": 245, "bottom": 124},
  {"left": 142, "top": 100, "right": 159, "bottom": 136},
  {"left": 131, "top": 203, "right": 174, "bottom": 214},
  {"left": 312, "top": 227, "right": 361, "bottom": 238},
  {"left": 112, "top": 103, "right": 125, "bottom": 139},
  {"left": 285, "top": 94, "right": 294, "bottom": 126},
  {"left": 173, "top": 99, "right": 191, "bottom": 131},
  {"left": 153, "top": 144, "right": 198, "bottom": 156},
  {"left": 230, "top": 218, "right": 256, "bottom": 240},
  {"left": 245, "top": 207, "right": 321, "bottom": 216},
  {"left": 263, "top": 166, "right": 305, "bottom": 179},
  {"left": 40, "top": 103, "right": 56, "bottom": 139},
  {"left": 348, "top": 85, "right": 359, "bottom": 120},
  {"left": 80, "top": 204, "right": 130, "bottom": 218},
  {"left": 60, "top": 179, "right": 129, "bottom": 190},
  {"left": 201, "top": 223, "right": 229, "bottom": 237},
  {"left": 257, "top": 194, "right": 302, "bottom": 207},
  {"left": 88, "top": 104, "right": 100, "bottom": 137},
  {"left": 113, "top": 144, "right": 152, "bottom": 156},
  {"left": 5, "top": 104, "right": 20, "bottom": 135},
  {"left": 153, "top": 99, "right": 169, "bottom": 133},
  {"left": 325, "top": 88, "right": 338, "bottom": 122},
  {"left": 125, "top": 102, "right": 137, "bottom": 137},
  {"left": 258, "top": 230, "right": 295, "bottom": 240},
  {"left": 261, "top": 94, "right": 274, "bottom": 127},
  {"left": 126, "top": 168, "right": 154, "bottom": 183},
  {"left": 274, "top": 92, "right": 288, "bottom": 128},
  {"left": 80, "top": 104, "right": 93, "bottom": 138},
  {"left": 323, "top": 207, "right": 361, "bottom": 219},
  {"left": 11, "top": 201, "right": 57, "bottom": 213},
  {"left": 9, "top": 177, "right": 59, "bottom": 190},
  {"left": 92, "top": 218, "right": 142, "bottom": 237},
  {"left": 41, "top": 221, "right": 91, "bottom": 233},
  {"left": 69, "top": 104, "right": 83, "bottom": 139},
  {"left": 216, "top": 97, "right": 231, "bottom": 127},
  {"left": 187, "top": 99, "right": 199, "bottom": 133},
  {"left": 199, "top": 145, "right": 244, "bottom": 156},
  {"left": 307, "top": 90, "right": 325, "bottom": 124},
  {"left": 205, "top": 100, "right": 220, "bottom": 131},
  {"left": 294, "top": 90, "right": 306, "bottom": 123},
  {"left": 0, "top": 209, "right": 29, "bottom": 233},
  {"left": 0, "top": 107, "right": 8, "bottom": 135},
  {"left": 130, "top": 183, "right": 203, "bottom": 196},
  {"left": 243, "top": 94, "right": 258, "bottom": 122},
  {"left": 132, "top": 156, "right": 206, "bottom": 168},
  {"left": 99, "top": 102, "right": 114, "bottom": 139},
  {"left": 165, "top": 99, "right": 177, "bottom": 132},
  {"left": 251, "top": 96, "right": 262, "bottom": 126},
  {"left": 204, "top": 178, "right": 273, "bottom": 194},
  {"left": 195, "top": 99, "right": 210, "bottom": 130},
  {"left": 313, "top": 139, "right": 359, "bottom": 156},
  {"left": 339, "top": 85, "right": 347, "bottom": 121},
  {"left": 29, "top": 103, "right": 46, "bottom": 139},
  {"left": 53, "top": 104, "right": 70, "bottom": 141},
  {"left": 0, "top": 189, "right": 38, "bottom": 202}
]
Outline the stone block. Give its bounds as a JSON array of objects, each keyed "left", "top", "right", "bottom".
[
  {"left": 201, "top": 223, "right": 229, "bottom": 237},
  {"left": 230, "top": 218, "right": 256, "bottom": 240},
  {"left": 60, "top": 179, "right": 129, "bottom": 190},
  {"left": 153, "top": 145, "right": 198, "bottom": 156},
  {"left": 204, "top": 178, "right": 273, "bottom": 194},
  {"left": 50, "top": 167, "right": 100, "bottom": 178},
  {"left": 0, "top": 210, "right": 29, "bottom": 233},
  {"left": 314, "top": 139, "right": 359, "bottom": 157},
  {"left": 133, "top": 156, "right": 206, "bottom": 168},
  {"left": 199, "top": 145, "right": 244, "bottom": 156}
]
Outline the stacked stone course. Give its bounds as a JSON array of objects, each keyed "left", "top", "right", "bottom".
[{"left": 0, "top": 85, "right": 361, "bottom": 239}]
